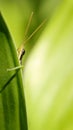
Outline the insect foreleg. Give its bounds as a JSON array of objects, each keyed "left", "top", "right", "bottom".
[{"left": 7, "top": 65, "right": 23, "bottom": 71}]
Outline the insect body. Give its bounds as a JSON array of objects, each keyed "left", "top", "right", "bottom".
[
  {"left": 17, "top": 45, "right": 25, "bottom": 64},
  {"left": 19, "top": 48, "right": 25, "bottom": 62}
]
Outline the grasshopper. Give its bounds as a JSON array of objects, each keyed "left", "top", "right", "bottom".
[{"left": 7, "top": 12, "right": 46, "bottom": 71}]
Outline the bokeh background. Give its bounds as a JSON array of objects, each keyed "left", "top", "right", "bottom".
[{"left": 0, "top": 0, "right": 73, "bottom": 130}]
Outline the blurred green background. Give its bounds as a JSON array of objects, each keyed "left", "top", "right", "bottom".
[{"left": 1, "top": 0, "right": 73, "bottom": 130}]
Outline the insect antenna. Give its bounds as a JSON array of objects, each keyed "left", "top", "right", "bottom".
[
  {"left": 23, "top": 12, "right": 34, "bottom": 40},
  {"left": 23, "top": 18, "right": 47, "bottom": 46}
]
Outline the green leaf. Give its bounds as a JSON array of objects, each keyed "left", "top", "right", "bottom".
[
  {"left": 0, "top": 13, "right": 28, "bottom": 130},
  {"left": 24, "top": 1, "right": 73, "bottom": 130}
]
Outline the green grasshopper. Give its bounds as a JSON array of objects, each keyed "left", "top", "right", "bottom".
[{"left": 7, "top": 12, "right": 46, "bottom": 71}]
